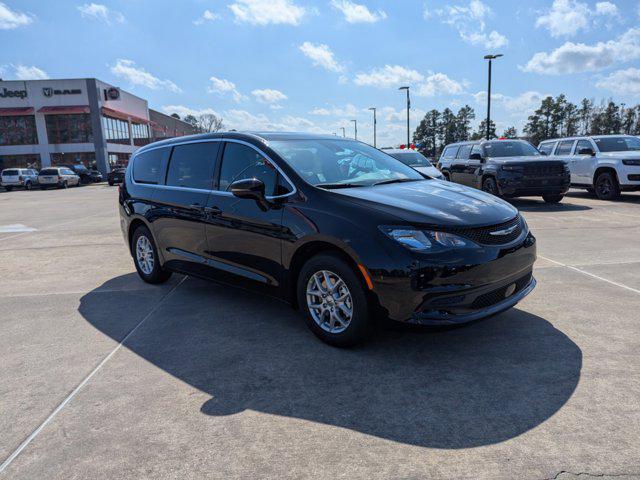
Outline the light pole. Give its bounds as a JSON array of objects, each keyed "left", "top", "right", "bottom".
[
  {"left": 340, "top": 126, "right": 346, "bottom": 138},
  {"left": 351, "top": 119, "right": 357, "bottom": 140},
  {"left": 398, "top": 86, "right": 410, "bottom": 147},
  {"left": 368, "top": 107, "right": 377, "bottom": 148},
  {"left": 483, "top": 54, "right": 503, "bottom": 140}
]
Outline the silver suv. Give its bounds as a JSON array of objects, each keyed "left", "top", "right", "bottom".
[
  {"left": 539, "top": 135, "right": 640, "bottom": 200},
  {"left": 1, "top": 168, "right": 39, "bottom": 191}
]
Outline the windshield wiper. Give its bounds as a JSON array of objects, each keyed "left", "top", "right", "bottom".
[
  {"left": 316, "top": 182, "right": 365, "bottom": 189},
  {"left": 372, "top": 178, "right": 421, "bottom": 186}
]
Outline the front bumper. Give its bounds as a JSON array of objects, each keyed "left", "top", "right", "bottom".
[
  {"left": 370, "top": 231, "right": 537, "bottom": 324},
  {"left": 498, "top": 175, "right": 570, "bottom": 197}
]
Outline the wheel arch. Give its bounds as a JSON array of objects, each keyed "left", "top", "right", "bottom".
[{"left": 593, "top": 166, "right": 619, "bottom": 186}]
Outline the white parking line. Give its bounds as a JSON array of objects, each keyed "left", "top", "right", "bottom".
[
  {"left": 0, "top": 212, "right": 106, "bottom": 242},
  {"left": 0, "top": 224, "right": 37, "bottom": 233},
  {"left": 538, "top": 255, "right": 640, "bottom": 295},
  {"left": 0, "top": 276, "right": 188, "bottom": 474}
]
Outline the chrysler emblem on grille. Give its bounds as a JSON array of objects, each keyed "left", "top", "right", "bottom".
[{"left": 489, "top": 223, "right": 519, "bottom": 236}]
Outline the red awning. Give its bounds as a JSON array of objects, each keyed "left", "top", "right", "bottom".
[
  {"left": 102, "top": 107, "right": 149, "bottom": 124},
  {"left": 0, "top": 107, "right": 35, "bottom": 116},
  {"left": 38, "top": 105, "right": 90, "bottom": 114}
]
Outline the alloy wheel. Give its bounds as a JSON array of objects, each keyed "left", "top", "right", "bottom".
[
  {"left": 136, "top": 235, "right": 155, "bottom": 275},
  {"left": 306, "top": 270, "right": 353, "bottom": 334},
  {"left": 597, "top": 177, "right": 612, "bottom": 196}
]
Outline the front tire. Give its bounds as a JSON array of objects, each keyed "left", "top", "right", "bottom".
[
  {"left": 542, "top": 194, "right": 564, "bottom": 204},
  {"left": 594, "top": 172, "right": 620, "bottom": 200},
  {"left": 482, "top": 177, "right": 499, "bottom": 197},
  {"left": 297, "top": 253, "right": 371, "bottom": 347},
  {"left": 132, "top": 225, "right": 172, "bottom": 284},
  {"left": 25, "top": 181, "right": 32, "bottom": 191}
]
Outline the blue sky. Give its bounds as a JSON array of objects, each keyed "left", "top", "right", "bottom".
[{"left": 2, "top": 0, "right": 640, "bottom": 146}]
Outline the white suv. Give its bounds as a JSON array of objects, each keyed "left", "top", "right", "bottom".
[
  {"left": 1, "top": 168, "right": 39, "bottom": 191},
  {"left": 539, "top": 135, "right": 640, "bottom": 200}
]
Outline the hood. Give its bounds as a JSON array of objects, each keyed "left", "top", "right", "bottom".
[
  {"left": 489, "top": 156, "right": 566, "bottom": 165},
  {"left": 597, "top": 151, "right": 640, "bottom": 160},
  {"left": 414, "top": 165, "right": 444, "bottom": 178},
  {"left": 332, "top": 179, "right": 518, "bottom": 227}
]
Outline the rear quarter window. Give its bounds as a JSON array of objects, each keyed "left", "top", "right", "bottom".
[{"left": 133, "top": 148, "right": 169, "bottom": 184}]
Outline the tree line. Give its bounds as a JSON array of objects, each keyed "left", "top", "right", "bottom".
[
  {"left": 413, "top": 96, "right": 640, "bottom": 158},
  {"left": 170, "top": 112, "right": 225, "bottom": 133}
]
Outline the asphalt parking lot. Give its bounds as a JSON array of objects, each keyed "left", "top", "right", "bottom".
[{"left": 1, "top": 185, "right": 639, "bottom": 480}]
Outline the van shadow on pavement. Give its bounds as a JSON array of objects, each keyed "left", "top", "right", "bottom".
[
  {"left": 508, "top": 198, "right": 591, "bottom": 212},
  {"left": 79, "top": 274, "right": 582, "bottom": 449}
]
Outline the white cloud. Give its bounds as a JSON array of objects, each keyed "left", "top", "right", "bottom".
[
  {"left": 77, "top": 3, "right": 124, "bottom": 25},
  {"left": 473, "top": 90, "right": 548, "bottom": 113},
  {"left": 434, "top": 0, "right": 508, "bottom": 49},
  {"left": 330, "top": 0, "right": 386, "bottom": 23},
  {"left": 194, "top": 10, "right": 219, "bottom": 25},
  {"left": 535, "top": 0, "right": 620, "bottom": 38},
  {"left": 299, "top": 42, "right": 345, "bottom": 73},
  {"left": 110, "top": 59, "right": 182, "bottom": 93},
  {"left": 251, "top": 88, "right": 287, "bottom": 103},
  {"left": 228, "top": 0, "right": 307, "bottom": 25},
  {"left": 161, "top": 105, "right": 221, "bottom": 118},
  {"left": 207, "top": 76, "right": 245, "bottom": 102},
  {"left": 13, "top": 64, "right": 49, "bottom": 80},
  {"left": 415, "top": 73, "right": 466, "bottom": 97},
  {"left": 309, "top": 104, "right": 358, "bottom": 116},
  {"left": 595, "top": 67, "right": 640, "bottom": 95},
  {"left": 521, "top": 27, "right": 640, "bottom": 74},
  {"left": 354, "top": 65, "right": 424, "bottom": 88},
  {"left": 0, "top": 2, "right": 33, "bottom": 29}
]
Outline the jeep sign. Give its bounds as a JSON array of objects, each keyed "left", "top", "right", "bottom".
[{"left": 0, "top": 88, "right": 27, "bottom": 99}]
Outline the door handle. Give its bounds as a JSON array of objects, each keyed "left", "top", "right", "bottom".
[{"left": 203, "top": 206, "right": 221, "bottom": 215}]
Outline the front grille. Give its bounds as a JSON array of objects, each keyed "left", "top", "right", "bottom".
[
  {"left": 443, "top": 215, "right": 524, "bottom": 246},
  {"left": 471, "top": 272, "right": 532, "bottom": 309},
  {"left": 523, "top": 162, "right": 566, "bottom": 176}
]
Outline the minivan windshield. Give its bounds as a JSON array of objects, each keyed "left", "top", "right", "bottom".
[
  {"left": 388, "top": 151, "right": 432, "bottom": 167},
  {"left": 269, "top": 139, "right": 424, "bottom": 188},
  {"left": 483, "top": 140, "right": 541, "bottom": 158},
  {"left": 594, "top": 136, "right": 640, "bottom": 152}
]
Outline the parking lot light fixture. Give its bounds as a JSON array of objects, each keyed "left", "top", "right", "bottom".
[
  {"left": 398, "top": 87, "right": 410, "bottom": 147},
  {"left": 351, "top": 119, "right": 357, "bottom": 140},
  {"left": 483, "top": 54, "right": 503, "bottom": 141},
  {"left": 368, "top": 107, "right": 377, "bottom": 148}
]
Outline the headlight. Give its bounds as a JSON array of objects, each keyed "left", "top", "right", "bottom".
[
  {"left": 502, "top": 165, "right": 523, "bottom": 172},
  {"left": 379, "top": 226, "right": 474, "bottom": 251},
  {"left": 622, "top": 159, "right": 640, "bottom": 166}
]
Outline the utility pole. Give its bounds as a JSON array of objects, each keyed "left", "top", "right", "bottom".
[
  {"left": 398, "top": 86, "right": 410, "bottom": 146},
  {"left": 368, "top": 107, "right": 377, "bottom": 148},
  {"left": 483, "top": 54, "right": 503, "bottom": 140},
  {"left": 351, "top": 119, "right": 357, "bottom": 140}
]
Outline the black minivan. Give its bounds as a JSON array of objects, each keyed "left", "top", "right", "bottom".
[{"left": 119, "top": 132, "right": 537, "bottom": 346}]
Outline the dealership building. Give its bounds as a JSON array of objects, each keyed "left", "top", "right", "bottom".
[{"left": 0, "top": 78, "right": 197, "bottom": 174}]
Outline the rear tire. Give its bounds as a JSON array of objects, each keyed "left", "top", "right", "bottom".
[
  {"left": 4, "top": 186, "right": 12, "bottom": 192},
  {"left": 297, "top": 253, "right": 371, "bottom": 347},
  {"left": 542, "top": 194, "right": 564, "bottom": 204},
  {"left": 594, "top": 172, "right": 620, "bottom": 200},
  {"left": 132, "top": 225, "right": 172, "bottom": 284},
  {"left": 25, "top": 181, "right": 32, "bottom": 191},
  {"left": 482, "top": 177, "right": 499, "bottom": 197},
  {"left": 108, "top": 180, "right": 114, "bottom": 186}
]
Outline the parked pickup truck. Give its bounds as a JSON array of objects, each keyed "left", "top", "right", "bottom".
[
  {"left": 539, "top": 135, "right": 640, "bottom": 200},
  {"left": 438, "top": 139, "right": 571, "bottom": 203}
]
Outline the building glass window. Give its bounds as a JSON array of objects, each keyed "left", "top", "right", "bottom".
[
  {"left": 45, "top": 114, "right": 93, "bottom": 144},
  {"left": 108, "top": 152, "right": 131, "bottom": 168},
  {"left": 50, "top": 152, "right": 97, "bottom": 170},
  {"left": 101, "top": 116, "right": 130, "bottom": 145},
  {"left": 0, "top": 154, "right": 42, "bottom": 170},
  {"left": 132, "top": 123, "right": 150, "bottom": 146},
  {"left": 0, "top": 115, "right": 38, "bottom": 146}
]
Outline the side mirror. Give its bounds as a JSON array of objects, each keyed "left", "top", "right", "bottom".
[
  {"left": 578, "top": 147, "right": 595, "bottom": 156},
  {"left": 469, "top": 152, "right": 483, "bottom": 161},
  {"left": 230, "top": 178, "right": 265, "bottom": 200},
  {"left": 229, "top": 178, "right": 270, "bottom": 210}
]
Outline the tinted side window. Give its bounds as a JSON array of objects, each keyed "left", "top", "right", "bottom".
[
  {"left": 555, "top": 140, "right": 574, "bottom": 156},
  {"left": 575, "top": 140, "right": 592, "bottom": 155},
  {"left": 539, "top": 142, "right": 555, "bottom": 155},
  {"left": 166, "top": 142, "right": 219, "bottom": 190},
  {"left": 470, "top": 144, "right": 482, "bottom": 158},
  {"left": 456, "top": 145, "right": 472, "bottom": 159},
  {"left": 133, "top": 148, "right": 167, "bottom": 184},
  {"left": 442, "top": 146, "right": 459, "bottom": 159},
  {"left": 218, "top": 143, "right": 278, "bottom": 195}
]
